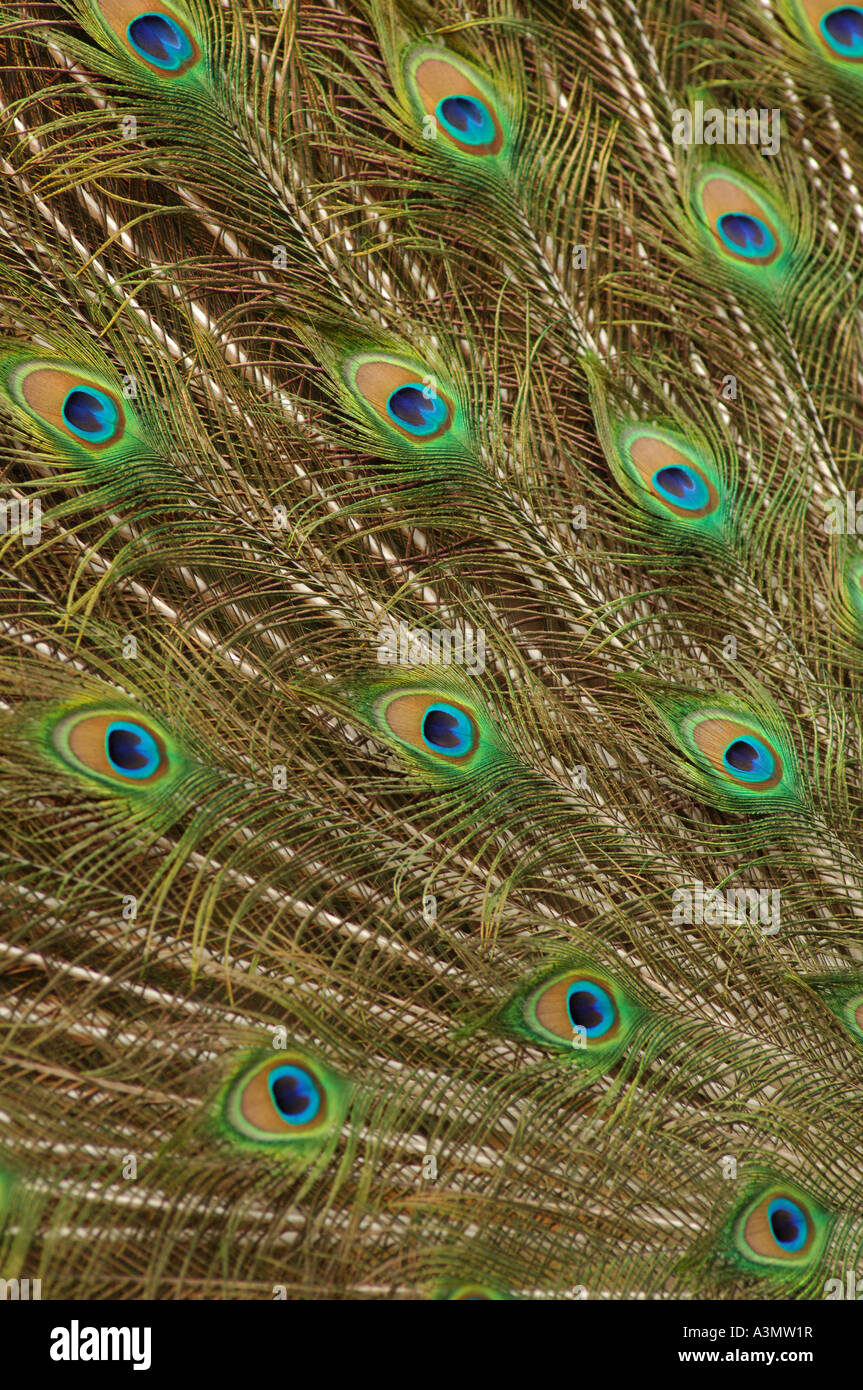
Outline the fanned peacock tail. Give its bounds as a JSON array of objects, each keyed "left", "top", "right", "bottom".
[{"left": 1, "top": 0, "right": 863, "bottom": 1303}]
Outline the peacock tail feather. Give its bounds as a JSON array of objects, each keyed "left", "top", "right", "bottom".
[{"left": 1, "top": 0, "right": 863, "bottom": 1303}]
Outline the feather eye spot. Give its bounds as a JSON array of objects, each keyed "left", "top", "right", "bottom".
[
  {"left": 435, "top": 94, "right": 496, "bottom": 147},
  {"left": 522, "top": 969, "right": 632, "bottom": 1052},
  {"left": 651, "top": 463, "right": 710, "bottom": 512},
  {"left": 566, "top": 980, "right": 616, "bottom": 1038},
  {"left": 126, "top": 12, "right": 193, "bottom": 68},
  {"left": 821, "top": 6, "right": 863, "bottom": 55},
  {"left": 53, "top": 710, "right": 170, "bottom": 788},
  {"left": 380, "top": 691, "right": 481, "bottom": 767},
  {"left": 622, "top": 430, "right": 721, "bottom": 520},
  {"left": 722, "top": 735, "right": 776, "bottom": 783},
  {"left": 93, "top": 0, "right": 201, "bottom": 77},
  {"left": 223, "top": 1054, "right": 341, "bottom": 1147},
  {"left": 408, "top": 54, "right": 504, "bottom": 157},
  {"left": 420, "top": 702, "right": 475, "bottom": 757},
  {"left": 349, "top": 357, "right": 455, "bottom": 444},
  {"left": 697, "top": 174, "right": 783, "bottom": 268},
  {"left": 61, "top": 386, "right": 120, "bottom": 443},
  {"left": 767, "top": 1198, "right": 808, "bottom": 1253},
  {"left": 105, "top": 721, "right": 162, "bottom": 779},
  {"left": 717, "top": 212, "right": 776, "bottom": 260},
  {"left": 13, "top": 365, "right": 126, "bottom": 450},
  {"left": 268, "top": 1065, "right": 322, "bottom": 1126},
  {"left": 386, "top": 383, "right": 448, "bottom": 437},
  {"left": 689, "top": 717, "right": 784, "bottom": 793},
  {"left": 740, "top": 1191, "right": 817, "bottom": 1263}
]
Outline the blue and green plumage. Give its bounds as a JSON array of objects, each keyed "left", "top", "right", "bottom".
[
  {"left": 401, "top": 44, "right": 514, "bottom": 176},
  {"left": 0, "top": 354, "right": 150, "bottom": 466},
  {"left": 79, "top": 0, "right": 206, "bottom": 85},
  {"left": 213, "top": 1048, "right": 351, "bottom": 1160},
  {"left": 0, "top": 0, "right": 862, "bottom": 1312},
  {"left": 497, "top": 959, "right": 645, "bottom": 1067},
  {"left": 636, "top": 688, "right": 803, "bottom": 812},
  {"left": 352, "top": 675, "right": 512, "bottom": 783},
  {"left": 689, "top": 164, "right": 798, "bottom": 289},
  {"left": 711, "top": 1179, "right": 833, "bottom": 1292},
  {"left": 341, "top": 349, "right": 473, "bottom": 462},
  {"left": 780, "top": 0, "right": 863, "bottom": 83}
]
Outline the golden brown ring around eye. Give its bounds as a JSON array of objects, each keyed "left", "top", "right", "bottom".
[
  {"left": 237, "top": 1056, "right": 326, "bottom": 1136},
  {"left": 383, "top": 693, "right": 479, "bottom": 764},
  {"left": 691, "top": 718, "right": 783, "bottom": 790},
  {"left": 63, "top": 714, "right": 168, "bottom": 785},
  {"left": 20, "top": 368, "right": 125, "bottom": 448},
  {"left": 700, "top": 177, "right": 781, "bottom": 266},
  {"left": 97, "top": 0, "right": 202, "bottom": 74},
  {"left": 353, "top": 360, "right": 453, "bottom": 441},
  {"left": 743, "top": 1193, "right": 814, "bottom": 1260},
  {"left": 412, "top": 58, "right": 503, "bottom": 155},
  {"left": 534, "top": 974, "right": 620, "bottom": 1042},
  {"left": 799, "top": 0, "right": 863, "bottom": 60},
  {"left": 627, "top": 435, "right": 719, "bottom": 519}
]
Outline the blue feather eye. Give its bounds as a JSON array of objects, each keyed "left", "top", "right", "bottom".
[
  {"left": 268, "top": 1065, "right": 321, "bottom": 1126},
  {"left": 346, "top": 356, "right": 458, "bottom": 447},
  {"left": 2, "top": 360, "right": 132, "bottom": 454},
  {"left": 717, "top": 212, "right": 776, "bottom": 259},
  {"left": 651, "top": 464, "right": 711, "bottom": 512},
  {"left": 220, "top": 1051, "right": 347, "bottom": 1151},
  {"left": 683, "top": 714, "right": 787, "bottom": 797},
  {"left": 513, "top": 967, "right": 639, "bottom": 1056},
  {"left": 566, "top": 981, "right": 616, "bottom": 1038},
  {"left": 386, "top": 384, "right": 448, "bottom": 437},
  {"left": 721, "top": 735, "right": 776, "bottom": 783},
  {"left": 50, "top": 708, "right": 173, "bottom": 789},
  {"left": 127, "top": 12, "right": 193, "bottom": 69},
  {"left": 821, "top": 6, "right": 863, "bottom": 54},
  {"left": 435, "top": 95, "right": 496, "bottom": 146},
  {"left": 736, "top": 1188, "right": 824, "bottom": 1265},
  {"left": 613, "top": 426, "right": 722, "bottom": 525},
  {"left": 105, "top": 721, "right": 163, "bottom": 779},
  {"left": 421, "top": 702, "right": 475, "bottom": 756},
  {"left": 377, "top": 690, "right": 487, "bottom": 774},
  {"left": 61, "top": 386, "right": 120, "bottom": 442},
  {"left": 767, "top": 1198, "right": 808, "bottom": 1253},
  {"left": 694, "top": 171, "right": 787, "bottom": 276},
  {"left": 405, "top": 49, "right": 506, "bottom": 159}
]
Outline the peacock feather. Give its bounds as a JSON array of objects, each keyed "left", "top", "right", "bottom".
[{"left": 1, "top": 0, "right": 863, "bottom": 1308}]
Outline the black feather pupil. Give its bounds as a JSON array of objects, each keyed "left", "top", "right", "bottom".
[
  {"left": 440, "top": 96, "right": 484, "bottom": 132},
  {"left": 655, "top": 466, "right": 695, "bottom": 499},
  {"left": 128, "top": 14, "right": 178, "bottom": 61},
  {"left": 389, "top": 386, "right": 430, "bottom": 427},
  {"left": 721, "top": 213, "right": 765, "bottom": 250},
  {"left": 63, "top": 389, "right": 102, "bottom": 435},
  {"left": 725, "top": 739, "right": 758, "bottom": 772},
  {"left": 770, "top": 1206, "right": 800, "bottom": 1246},
  {"left": 107, "top": 727, "right": 149, "bottom": 771},
  {"left": 825, "top": 8, "right": 863, "bottom": 48},
  {"left": 567, "top": 989, "right": 603, "bottom": 1031},
  {"left": 272, "top": 1073, "right": 311, "bottom": 1118},
  {"left": 423, "top": 708, "right": 460, "bottom": 749}
]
